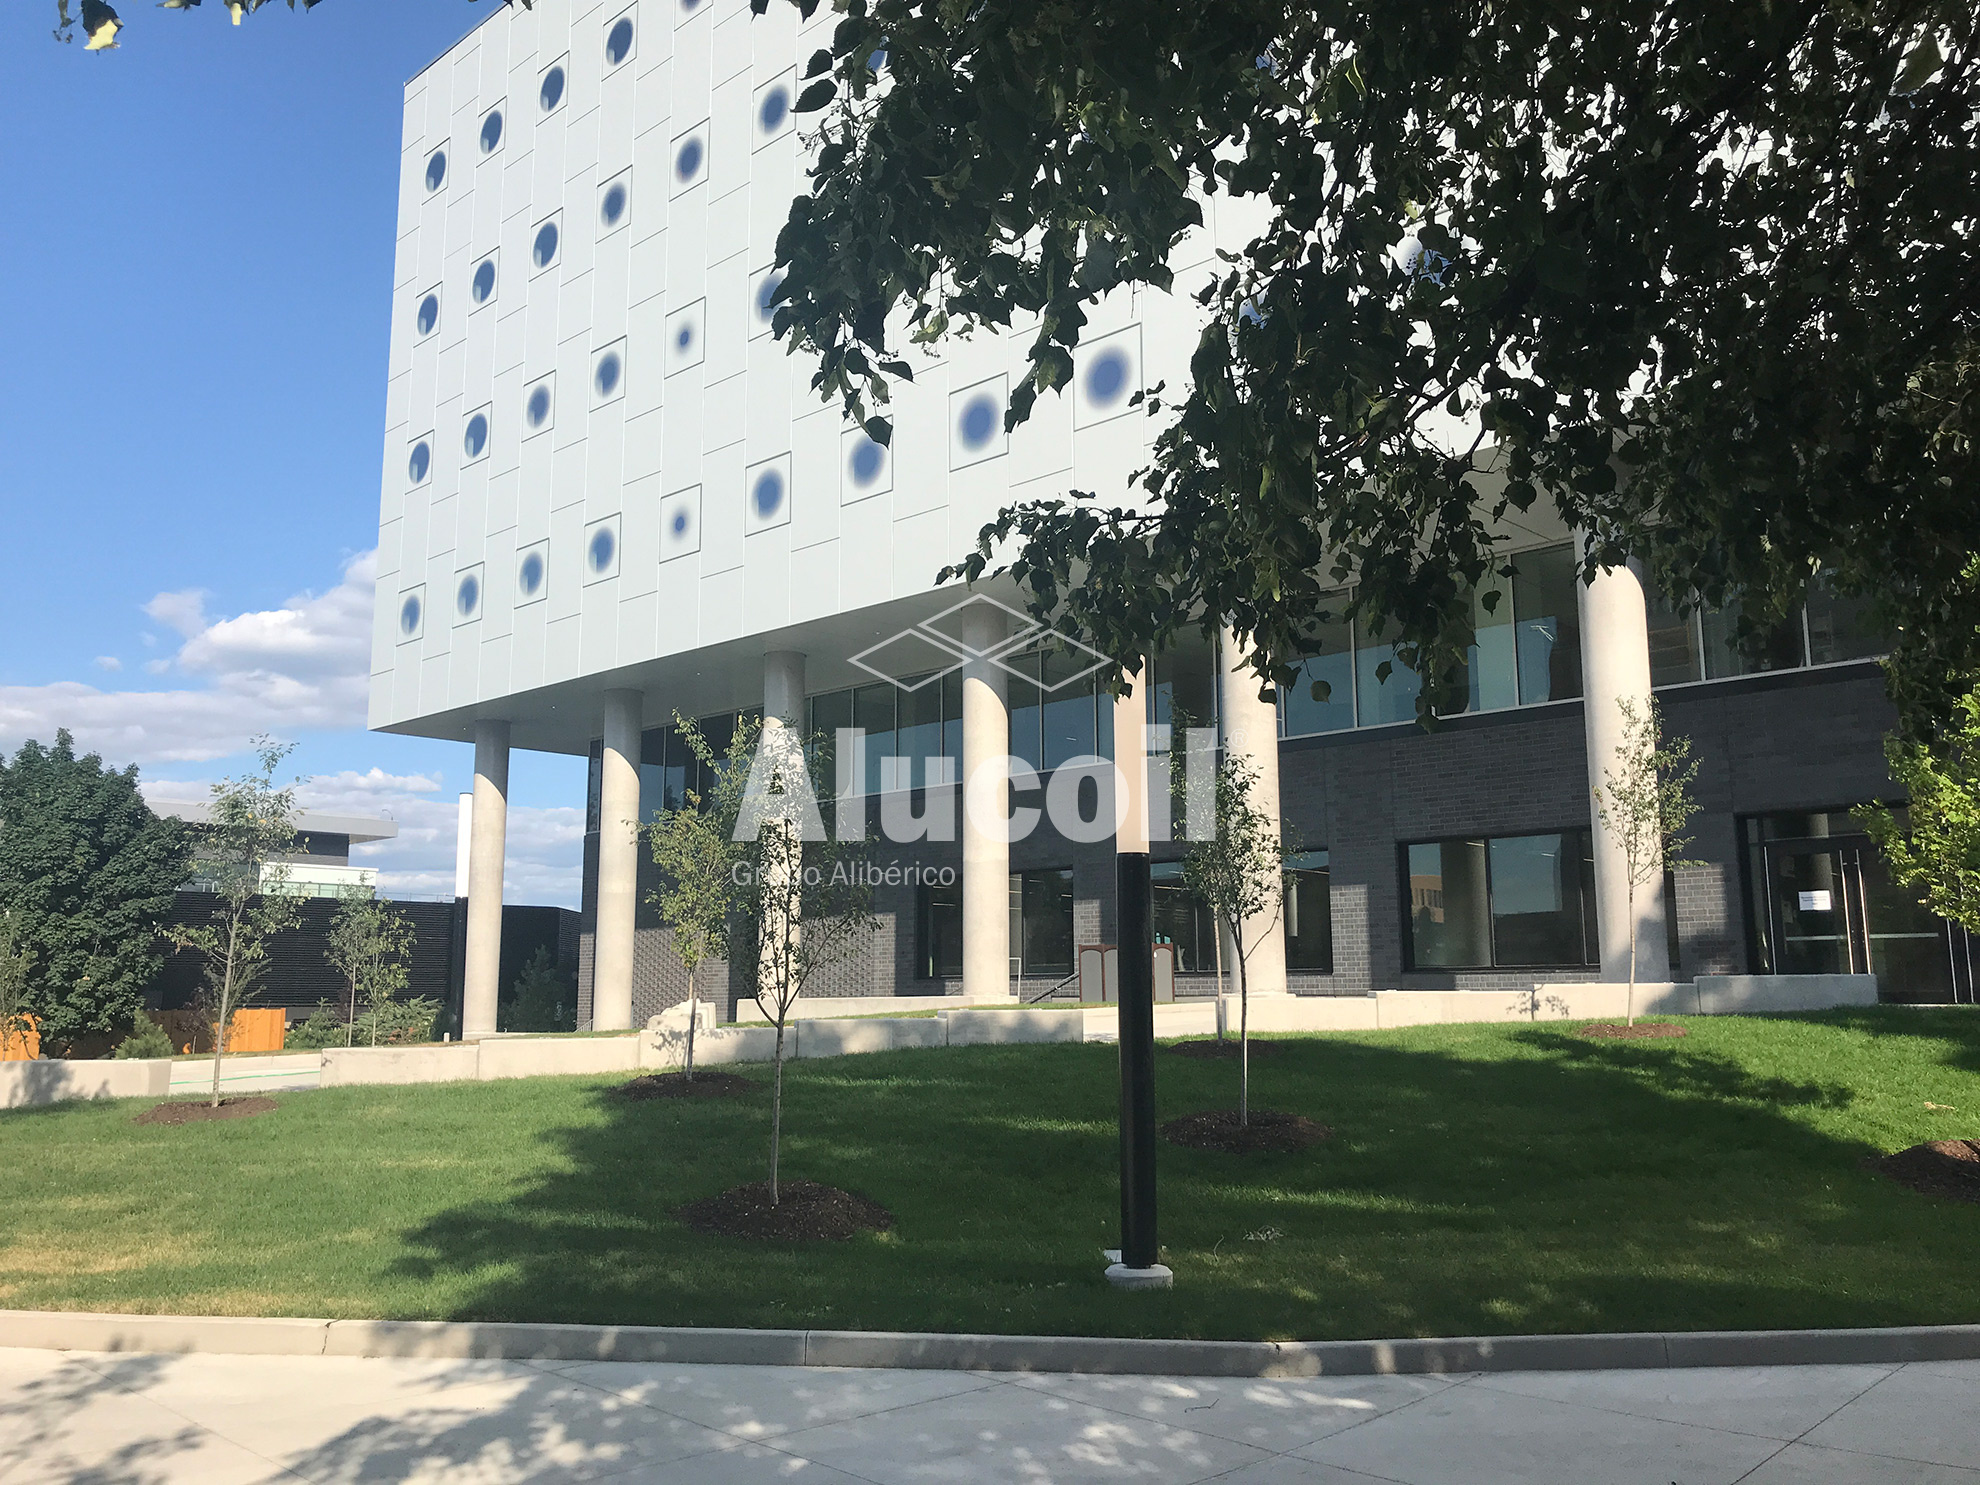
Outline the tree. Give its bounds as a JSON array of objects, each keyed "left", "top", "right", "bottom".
[
  {"left": 761, "top": 1, "right": 1977, "bottom": 744},
  {"left": 1590, "top": 697, "right": 1701, "bottom": 1026},
  {"left": 51, "top": 0, "right": 526, "bottom": 51},
  {"left": 0, "top": 910, "right": 34, "bottom": 1062},
  {"left": 165, "top": 738, "right": 302, "bottom": 1106},
  {"left": 1866, "top": 684, "right": 1980, "bottom": 936},
  {"left": 0, "top": 731, "right": 191, "bottom": 1056},
  {"left": 501, "top": 945, "right": 576, "bottom": 1034},
  {"left": 324, "top": 891, "right": 415, "bottom": 1048},
  {"left": 643, "top": 712, "right": 748, "bottom": 1083},
  {"left": 1181, "top": 753, "right": 1283, "bottom": 1126}
]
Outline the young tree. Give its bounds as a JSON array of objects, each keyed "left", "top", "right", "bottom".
[
  {"left": 0, "top": 730, "right": 191, "bottom": 1055},
  {"left": 1182, "top": 752, "right": 1283, "bottom": 1126},
  {"left": 0, "top": 910, "right": 34, "bottom": 1061},
  {"left": 1591, "top": 696, "right": 1701, "bottom": 1026},
  {"left": 1865, "top": 685, "right": 1980, "bottom": 936},
  {"left": 166, "top": 738, "right": 302, "bottom": 1105},
  {"left": 324, "top": 891, "right": 415, "bottom": 1048},
  {"left": 501, "top": 945, "right": 576, "bottom": 1034},
  {"left": 643, "top": 713, "right": 747, "bottom": 1083}
]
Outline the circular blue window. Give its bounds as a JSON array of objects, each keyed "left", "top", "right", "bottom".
[
  {"left": 464, "top": 413, "right": 489, "bottom": 459},
  {"left": 755, "top": 271, "right": 783, "bottom": 323},
  {"left": 588, "top": 525, "right": 617, "bottom": 572},
  {"left": 526, "top": 385, "right": 552, "bottom": 428},
  {"left": 595, "top": 351, "right": 622, "bottom": 398},
  {"left": 958, "top": 394, "right": 999, "bottom": 449},
  {"left": 753, "top": 468, "right": 785, "bottom": 519},
  {"left": 849, "top": 438, "right": 884, "bottom": 487},
  {"left": 472, "top": 257, "right": 496, "bottom": 304},
  {"left": 532, "top": 221, "right": 559, "bottom": 269},
  {"left": 670, "top": 508, "right": 690, "bottom": 538},
  {"left": 758, "top": 86, "right": 790, "bottom": 135},
  {"left": 400, "top": 594, "right": 422, "bottom": 635},
  {"left": 457, "top": 573, "right": 480, "bottom": 616},
  {"left": 519, "top": 550, "right": 545, "bottom": 595},
  {"left": 540, "top": 65, "right": 566, "bottom": 112},
  {"left": 480, "top": 110, "right": 503, "bottom": 154},
  {"left": 675, "top": 321, "right": 695, "bottom": 353},
  {"left": 417, "top": 294, "right": 439, "bottom": 336},
  {"left": 601, "top": 181, "right": 628, "bottom": 227},
  {"left": 675, "top": 135, "right": 704, "bottom": 183},
  {"left": 1086, "top": 348, "right": 1131, "bottom": 406},
  {"left": 408, "top": 440, "right": 431, "bottom": 484},
  {"left": 680, "top": 0, "right": 701, "bottom": 12},
  {"left": 425, "top": 150, "right": 447, "bottom": 192},
  {"left": 606, "top": 16, "right": 634, "bottom": 65}
]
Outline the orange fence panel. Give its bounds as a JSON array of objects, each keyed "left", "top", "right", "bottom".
[
  {"left": 147, "top": 1007, "right": 288, "bottom": 1055},
  {"left": 1, "top": 1015, "right": 39, "bottom": 1063}
]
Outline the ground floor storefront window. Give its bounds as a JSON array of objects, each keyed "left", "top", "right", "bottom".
[
  {"left": 1285, "top": 850, "right": 1333, "bottom": 972},
  {"left": 1404, "top": 831, "right": 1597, "bottom": 969}
]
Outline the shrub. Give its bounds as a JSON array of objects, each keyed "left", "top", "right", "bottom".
[
  {"left": 287, "top": 997, "right": 441, "bottom": 1050},
  {"left": 501, "top": 946, "right": 576, "bottom": 1033},
  {"left": 111, "top": 1020, "right": 176, "bottom": 1060},
  {"left": 284, "top": 1002, "right": 348, "bottom": 1051}
]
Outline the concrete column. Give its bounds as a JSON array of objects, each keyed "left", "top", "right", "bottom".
[
  {"left": 1113, "top": 662, "right": 1150, "bottom": 856},
  {"left": 960, "top": 608, "right": 1012, "bottom": 1000},
  {"left": 1577, "top": 546, "right": 1673, "bottom": 982},
  {"left": 1217, "top": 627, "right": 1289, "bottom": 996},
  {"left": 593, "top": 689, "right": 644, "bottom": 1031},
  {"left": 462, "top": 719, "right": 510, "bottom": 1038}
]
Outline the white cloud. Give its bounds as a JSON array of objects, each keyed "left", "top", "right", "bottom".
[
  {"left": 0, "top": 552, "right": 375, "bottom": 765},
  {"left": 93, "top": 656, "right": 122, "bottom": 672}
]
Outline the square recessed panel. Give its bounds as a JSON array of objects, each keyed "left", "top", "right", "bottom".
[
  {"left": 841, "top": 427, "right": 892, "bottom": 502},
  {"left": 949, "top": 374, "right": 1009, "bottom": 469},
  {"left": 478, "top": 103, "right": 506, "bottom": 157},
  {"left": 522, "top": 373, "right": 556, "bottom": 438},
  {"left": 1074, "top": 325, "right": 1142, "bottom": 428},
  {"left": 604, "top": 7, "right": 638, "bottom": 69},
  {"left": 661, "top": 485, "right": 701, "bottom": 559},
  {"left": 584, "top": 514, "right": 622, "bottom": 582},
  {"left": 753, "top": 73, "right": 795, "bottom": 148},
  {"left": 453, "top": 563, "right": 486, "bottom": 625},
  {"left": 669, "top": 120, "right": 710, "bottom": 196},
  {"left": 407, "top": 433, "right": 435, "bottom": 488},
  {"left": 598, "top": 169, "right": 633, "bottom": 237},
  {"left": 469, "top": 250, "right": 499, "bottom": 309},
  {"left": 747, "top": 264, "right": 785, "bottom": 340},
  {"left": 530, "top": 211, "right": 562, "bottom": 275},
  {"left": 593, "top": 339, "right": 628, "bottom": 405},
  {"left": 462, "top": 405, "right": 492, "bottom": 465},
  {"left": 395, "top": 585, "right": 426, "bottom": 643},
  {"left": 744, "top": 453, "right": 791, "bottom": 533},
  {"left": 515, "top": 540, "right": 549, "bottom": 606},
  {"left": 665, "top": 300, "right": 707, "bottom": 374},
  {"left": 414, "top": 285, "right": 442, "bottom": 339},
  {"left": 538, "top": 55, "right": 569, "bottom": 115}
]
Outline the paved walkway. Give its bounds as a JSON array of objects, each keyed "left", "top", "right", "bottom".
[{"left": 2, "top": 1346, "right": 1975, "bottom": 1483}]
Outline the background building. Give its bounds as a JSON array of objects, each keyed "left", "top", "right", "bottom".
[{"left": 372, "top": 0, "right": 1976, "bottom": 1031}]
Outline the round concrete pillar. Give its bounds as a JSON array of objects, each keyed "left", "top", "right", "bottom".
[
  {"left": 592, "top": 689, "right": 644, "bottom": 1031},
  {"left": 462, "top": 719, "right": 510, "bottom": 1039},
  {"left": 1217, "top": 628, "right": 1289, "bottom": 996},
  {"left": 959, "top": 608, "right": 1012, "bottom": 1000}
]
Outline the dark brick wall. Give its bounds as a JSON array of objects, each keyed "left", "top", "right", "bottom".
[{"left": 580, "top": 661, "right": 1899, "bottom": 1007}]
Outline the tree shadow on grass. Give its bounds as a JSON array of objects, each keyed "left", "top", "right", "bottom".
[{"left": 387, "top": 1023, "right": 1980, "bottom": 1343}]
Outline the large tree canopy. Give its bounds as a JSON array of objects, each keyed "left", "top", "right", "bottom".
[
  {"left": 0, "top": 732, "right": 191, "bottom": 1052},
  {"left": 764, "top": 0, "right": 1977, "bottom": 734}
]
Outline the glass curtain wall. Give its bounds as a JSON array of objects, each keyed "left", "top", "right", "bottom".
[
  {"left": 1405, "top": 830, "right": 1597, "bottom": 969},
  {"left": 1009, "top": 868, "right": 1075, "bottom": 978},
  {"left": 1284, "top": 850, "right": 1334, "bottom": 971},
  {"left": 1150, "top": 862, "right": 1217, "bottom": 974}
]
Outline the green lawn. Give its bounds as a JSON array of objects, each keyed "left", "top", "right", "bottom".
[{"left": 4, "top": 1008, "right": 1979, "bottom": 1341}]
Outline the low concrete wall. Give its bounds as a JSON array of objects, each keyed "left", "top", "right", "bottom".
[
  {"left": 1696, "top": 974, "right": 1878, "bottom": 1015},
  {"left": 319, "top": 1043, "right": 480, "bottom": 1088},
  {"left": 729, "top": 995, "right": 992, "bottom": 1024},
  {"left": 0, "top": 1058, "right": 171, "bottom": 1108},
  {"left": 477, "top": 1036, "right": 639, "bottom": 1081},
  {"left": 944, "top": 1009, "right": 1085, "bottom": 1047},
  {"left": 167, "top": 1054, "right": 324, "bottom": 1095},
  {"left": 686, "top": 1026, "right": 781, "bottom": 1066}
]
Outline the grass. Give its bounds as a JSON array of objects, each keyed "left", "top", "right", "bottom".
[{"left": 4, "top": 1007, "right": 1980, "bottom": 1342}]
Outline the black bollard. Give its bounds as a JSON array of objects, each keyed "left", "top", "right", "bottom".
[{"left": 1115, "top": 849, "right": 1160, "bottom": 1273}]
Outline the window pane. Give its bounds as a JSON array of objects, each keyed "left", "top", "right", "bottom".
[
  {"left": 1282, "top": 607, "right": 1354, "bottom": 735},
  {"left": 1005, "top": 652, "right": 1043, "bottom": 772},
  {"left": 1488, "top": 832, "right": 1591, "bottom": 967},
  {"left": 810, "top": 689, "right": 852, "bottom": 796},
  {"left": 1702, "top": 600, "right": 1805, "bottom": 679},
  {"left": 941, "top": 671, "right": 964, "bottom": 766},
  {"left": 1646, "top": 593, "right": 1702, "bottom": 686},
  {"left": 1150, "top": 861, "right": 1215, "bottom": 974},
  {"left": 1466, "top": 577, "right": 1519, "bottom": 713},
  {"left": 1153, "top": 638, "right": 1217, "bottom": 730},
  {"left": 897, "top": 675, "right": 943, "bottom": 787},
  {"left": 854, "top": 684, "right": 895, "bottom": 794},
  {"left": 1806, "top": 574, "right": 1885, "bottom": 664},
  {"left": 1040, "top": 645, "right": 1097, "bottom": 771},
  {"left": 1017, "top": 868, "right": 1074, "bottom": 977},
  {"left": 1284, "top": 849, "right": 1332, "bottom": 971},
  {"left": 1406, "top": 839, "right": 1490, "bottom": 967},
  {"left": 1356, "top": 614, "right": 1424, "bottom": 725},
  {"left": 916, "top": 880, "right": 963, "bottom": 978},
  {"left": 1512, "top": 545, "right": 1584, "bottom": 704}
]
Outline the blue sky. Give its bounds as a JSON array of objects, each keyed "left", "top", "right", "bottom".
[{"left": 0, "top": 0, "right": 585, "bottom": 904}]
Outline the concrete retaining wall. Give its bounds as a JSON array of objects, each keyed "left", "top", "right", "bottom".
[
  {"left": 0, "top": 1058, "right": 171, "bottom": 1108},
  {"left": 478, "top": 1036, "right": 639, "bottom": 1081},
  {"left": 319, "top": 1043, "right": 481, "bottom": 1088}
]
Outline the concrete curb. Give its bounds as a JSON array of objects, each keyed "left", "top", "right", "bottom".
[{"left": 6, "top": 1310, "right": 1980, "bottom": 1378}]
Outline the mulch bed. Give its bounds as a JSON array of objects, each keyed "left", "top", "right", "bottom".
[
  {"left": 1576, "top": 1022, "right": 1689, "bottom": 1040},
  {"left": 676, "top": 1180, "right": 894, "bottom": 1241},
  {"left": 135, "top": 1097, "right": 278, "bottom": 1126},
  {"left": 1161, "top": 1109, "right": 1331, "bottom": 1154},
  {"left": 1878, "top": 1140, "right": 1980, "bottom": 1204},
  {"left": 1167, "top": 1038, "right": 1285, "bottom": 1060},
  {"left": 613, "top": 1071, "right": 755, "bottom": 1100}
]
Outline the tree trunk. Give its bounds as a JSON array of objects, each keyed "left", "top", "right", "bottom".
[
  {"left": 209, "top": 981, "right": 228, "bottom": 1108},
  {"left": 1626, "top": 882, "right": 1638, "bottom": 1028},
  {"left": 769, "top": 1017, "right": 785, "bottom": 1206},
  {"left": 345, "top": 973, "right": 357, "bottom": 1048},
  {"left": 684, "top": 971, "right": 698, "bottom": 1083},
  {"left": 1234, "top": 922, "right": 1250, "bottom": 1127},
  {"left": 1212, "top": 926, "right": 1226, "bottom": 1040}
]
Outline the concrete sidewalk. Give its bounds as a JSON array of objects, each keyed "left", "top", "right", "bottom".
[{"left": 4, "top": 1346, "right": 1975, "bottom": 1484}]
